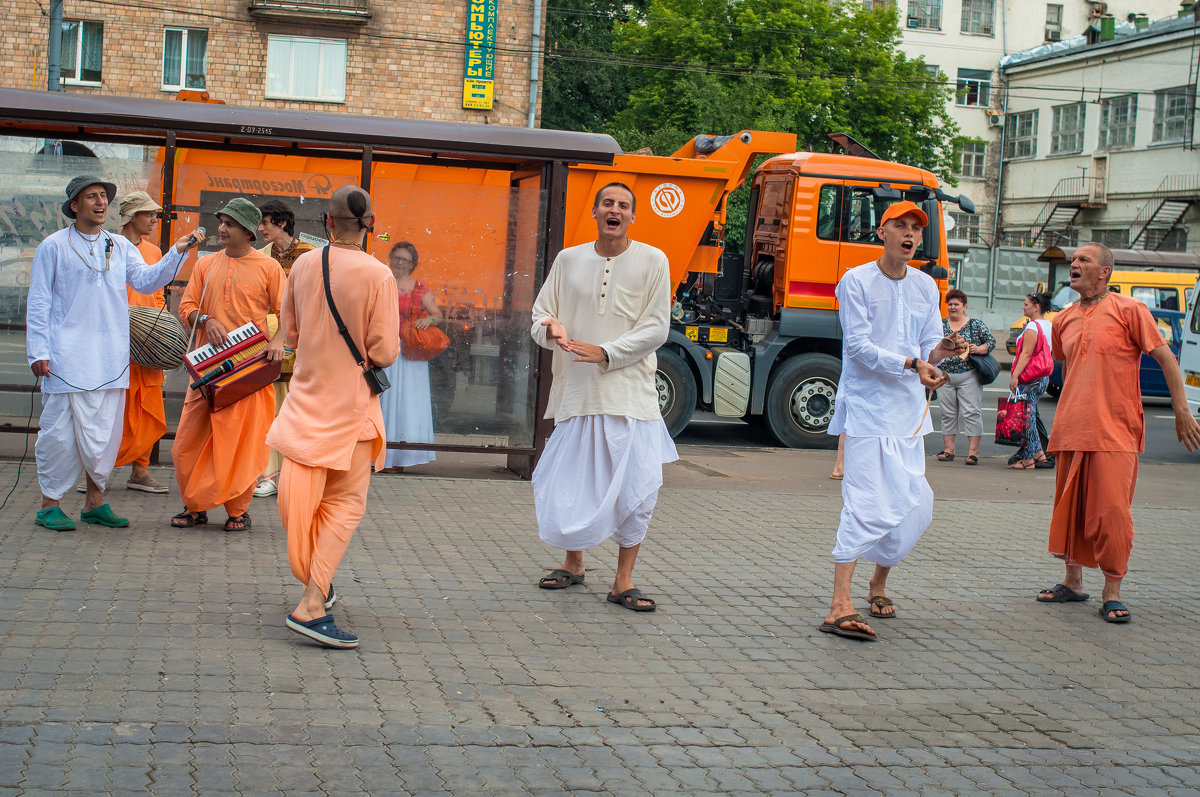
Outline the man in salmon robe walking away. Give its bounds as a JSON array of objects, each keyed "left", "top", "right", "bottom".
[
  {"left": 171, "top": 198, "right": 285, "bottom": 532},
  {"left": 269, "top": 185, "right": 399, "bottom": 649}
]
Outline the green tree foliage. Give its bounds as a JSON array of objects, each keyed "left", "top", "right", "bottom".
[
  {"left": 541, "top": 0, "right": 649, "bottom": 131},
  {"left": 608, "top": 0, "right": 959, "bottom": 181}
]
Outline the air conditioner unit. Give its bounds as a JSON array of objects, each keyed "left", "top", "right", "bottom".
[
  {"left": 1046, "top": 28, "right": 1062, "bottom": 40},
  {"left": 907, "top": 17, "right": 921, "bottom": 27},
  {"left": 986, "top": 112, "right": 1004, "bottom": 127}
]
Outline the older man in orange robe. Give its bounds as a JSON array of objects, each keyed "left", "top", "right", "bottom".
[
  {"left": 115, "top": 191, "right": 170, "bottom": 494},
  {"left": 1036, "top": 243, "right": 1200, "bottom": 623},
  {"left": 171, "top": 198, "right": 285, "bottom": 532},
  {"left": 269, "top": 185, "right": 398, "bottom": 649}
]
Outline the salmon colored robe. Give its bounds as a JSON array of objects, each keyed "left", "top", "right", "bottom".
[
  {"left": 267, "top": 246, "right": 399, "bottom": 595},
  {"left": 1047, "top": 292, "right": 1166, "bottom": 580},
  {"left": 116, "top": 239, "right": 168, "bottom": 468},
  {"left": 173, "top": 248, "right": 285, "bottom": 515}
]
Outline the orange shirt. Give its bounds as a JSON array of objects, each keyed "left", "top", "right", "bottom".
[
  {"left": 267, "top": 246, "right": 400, "bottom": 470},
  {"left": 127, "top": 239, "right": 165, "bottom": 308},
  {"left": 1049, "top": 292, "right": 1166, "bottom": 454},
  {"left": 178, "top": 248, "right": 285, "bottom": 353}
]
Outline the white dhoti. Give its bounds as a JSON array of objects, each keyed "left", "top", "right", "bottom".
[
  {"left": 35, "top": 389, "right": 125, "bottom": 499},
  {"left": 533, "top": 415, "right": 678, "bottom": 550},
  {"left": 832, "top": 435, "right": 932, "bottom": 567}
]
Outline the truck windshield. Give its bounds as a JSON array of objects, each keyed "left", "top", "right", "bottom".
[
  {"left": 816, "top": 185, "right": 931, "bottom": 259},
  {"left": 1051, "top": 284, "right": 1078, "bottom": 309}
]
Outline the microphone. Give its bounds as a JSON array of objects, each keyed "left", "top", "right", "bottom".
[
  {"left": 186, "top": 226, "right": 206, "bottom": 249},
  {"left": 189, "top": 359, "right": 233, "bottom": 390}
]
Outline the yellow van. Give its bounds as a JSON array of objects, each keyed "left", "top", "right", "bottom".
[{"left": 1005, "top": 270, "right": 1197, "bottom": 354}]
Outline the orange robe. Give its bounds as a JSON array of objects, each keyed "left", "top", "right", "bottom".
[
  {"left": 173, "top": 248, "right": 285, "bottom": 515},
  {"left": 116, "top": 238, "right": 168, "bottom": 468},
  {"left": 267, "top": 246, "right": 399, "bottom": 595},
  {"left": 1047, "top": 293, "right": 1166, "bottom": 580}
]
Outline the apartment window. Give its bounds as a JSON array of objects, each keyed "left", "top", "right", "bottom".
[
  {"left": 907, "top": 0, "right": 942, "bottom": 30},
  {"left": 265, "top": 35, "right": 346, "bottom": 103},
  {"left": 1092, "top": 228, "right": 1129, "bottom": 248},
  {"left": 864, "top": 0, "right": 896, "bottom": 8},
  {"left": 61, "top": 20, "right": 103, "bottom": 84},
  {"left": 1045, "top": 4, "right": 1063, "bottom": 40},
  {"left": 1050, "top": 103, "right": 1085, "bottom": 154},
  {"left": 1153, "top": 87, "right": 1191, "bottom": 143},
  {"left": 1004, "top": 110, "right": 1038, "bottom": 159},
  {"left": 957, "top": 140, "right": 986, "bottom": 178},
  {"left": 961, "top": 0, "right": 994, "bottom": 35},
  {"left": 162, "top": 28, "right": 208, "bottom": 91},
  {"left": 950, "top": 211, "right": 982, "bottom": 243},
  {"left": 956, "top": 69, "right": 991, "bottom": 107},
  {"left": 1098, "top": 95, "right": 1137, "bottom": 149}
]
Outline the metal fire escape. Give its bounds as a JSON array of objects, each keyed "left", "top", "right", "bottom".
[
  {"left": 1026, "top": 176, "right": 1107, "bottom": 248},
  {"left": 1128, "top": 175, "right": 1200, "bottom": 249}
]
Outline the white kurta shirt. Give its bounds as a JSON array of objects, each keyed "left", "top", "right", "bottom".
[
  {"left": 26, "top": 227, "right": 186, "bottom": 394},
  {"left": 531, "top": 240, "right": 671, "bottom": 423},
  {"left": 829, "top": 261, "right": 944, "bottom": 438}
]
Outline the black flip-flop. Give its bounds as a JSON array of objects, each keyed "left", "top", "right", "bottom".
[
  {"left": 818, "top": 613, "right": 876, "bottom": 640},
  {"left": 964, "top": 455, "right": 979, "bottom": 465},
  {"left": 867, "top": 596, "right": 897, "bottom": 619},
  {"left": 1036, "top": 583, "right": 1089, "bottom": 602},
  {"left": 606, "top": 588, "right": 656, "bottom": 612},
  {"left": 539, "top": 569, "right": 584, "bottom": 589},
  {"left": 170, "top": 510, "right": 207, "bottom": 528},
  {"left": 1099, "top": 600, "right": 1132, "bottom": 623}
]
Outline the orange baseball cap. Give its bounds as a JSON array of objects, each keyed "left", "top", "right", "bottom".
[{"left": 879, "top": 200, "right": 929, "bottom": 227}]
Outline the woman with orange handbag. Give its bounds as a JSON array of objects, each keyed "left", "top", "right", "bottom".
[
  {"left": 378, "top": 241, "right": 443, "bottom": 473},
  {"left": 1007, "top": 291, "right": 1054, "bottom": 469}
]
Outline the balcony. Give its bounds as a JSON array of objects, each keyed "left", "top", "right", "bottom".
[{"left": 248, "top": 0, "right": 370, "bottom": 26}]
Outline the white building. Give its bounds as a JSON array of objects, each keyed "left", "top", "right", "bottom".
[
  {"left": 996, "top": 13, "right": 1200, "bottom": 252},
  {"left": 892, "top": 0, "right": 1185, "bottom": 243}
]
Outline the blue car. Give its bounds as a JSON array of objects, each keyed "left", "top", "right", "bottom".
[{"left": 1047, "top": 308, "right": 1184, "bottom": 398}]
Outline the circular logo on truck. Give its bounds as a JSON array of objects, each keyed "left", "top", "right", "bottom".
[{"left": 650, "top": 183, "right": 685, "bottom": 218}]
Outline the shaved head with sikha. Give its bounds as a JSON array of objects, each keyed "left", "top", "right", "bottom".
[{"left": 328, "top": 185, "right": 373, "bottom": 234}]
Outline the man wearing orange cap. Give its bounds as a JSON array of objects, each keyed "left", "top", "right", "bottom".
[
  {"left": 820, "top": 200, "right": 966, "bottom": 641},
  {"left": 171, "top": 198, "right": 286, "bottom": 532},
  {"left": 115, "top": 191, "right": 170, "bottom": 494}
]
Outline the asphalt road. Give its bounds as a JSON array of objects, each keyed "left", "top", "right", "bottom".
[{"left": 677, "top": 383, "right": 1200, "bottom": 465}]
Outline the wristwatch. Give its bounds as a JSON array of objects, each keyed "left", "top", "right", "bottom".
[
  {"left": 908, "top": 358, "right": 920, "bottom": 372},
  {"left": 197, "top": 313, "right": 210, "bottom": 327}
]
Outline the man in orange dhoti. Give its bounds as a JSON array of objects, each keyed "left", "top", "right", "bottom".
[
  {"left": 115, "top": 191, "right": 170, "bottom": 494},
  {"left": 269, "top": 185, "right": 398, "bottom": 649},
  {"left": 1036, "top": 243, "right": 1200, "bottom": 623},
  {"left": 171, "top": 198, "right": 286, "bottom": 532}
]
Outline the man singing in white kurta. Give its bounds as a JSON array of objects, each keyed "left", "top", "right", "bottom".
[
  {"left": 530, "top": 182, "right": 678, "bottom": 612},
  {"left": 820, "top": 200, "right": 966, "bottom": 640},
  {"left": 26, "top": 176, "right": 204, "bottom": 531}
]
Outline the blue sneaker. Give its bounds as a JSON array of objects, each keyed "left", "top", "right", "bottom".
[{"left": 285, "top": 614, "right": 358, "bottom": 649}]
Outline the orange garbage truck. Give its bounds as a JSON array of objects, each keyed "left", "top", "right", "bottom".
[{"left": 563, "top": 132, "right": 975, "bottom": 448}]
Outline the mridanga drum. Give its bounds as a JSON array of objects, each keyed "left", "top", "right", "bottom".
[{"left": 129, "top": 306, "right": 189, "bottom": 370}]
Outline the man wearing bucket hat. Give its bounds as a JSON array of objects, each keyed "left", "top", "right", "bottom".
[
  {"left": 27, "top": 176, "right": 205, "bottom": 531},
  {"left": 114, "top": 191, "right": 171, "bottom": 495},
  {"left": 819, "top": 200, "right": 967, "bottom": 641},
  {"left": 171, "top": 197, "right": 286, "bottom": 532}
]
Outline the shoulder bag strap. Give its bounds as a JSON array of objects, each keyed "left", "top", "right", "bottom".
[{"left": 322, "top": 246, "right": 366, "bottom": 368}]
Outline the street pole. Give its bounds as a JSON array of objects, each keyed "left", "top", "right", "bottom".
[{"left": 47, "top": 0, "right": 62, "bottom": 91}]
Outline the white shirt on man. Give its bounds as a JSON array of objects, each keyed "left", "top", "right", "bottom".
[
  {"left": 530, "top": 239, "right": 671, "bottom": 423},
  {"left": 828, "top": 260, "right": 945, "bottom": 439},
  {"left": 26, "top": 228, "right": 185, "bottom": 394}
]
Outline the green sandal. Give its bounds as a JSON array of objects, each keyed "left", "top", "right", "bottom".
[
  {"left": 80, "top": 504, "right": 129, "bottom": 528},
  {"left": 35, "top": 506, "right": 76, "bottom": 531}
]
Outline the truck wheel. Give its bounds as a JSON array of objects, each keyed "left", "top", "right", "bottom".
[
  {"left": 656, "top": 348, "right": 697, "bottom": 438},
  {"left": 764, "top": 353, "right": 840, "bottom": 449},
  {"left": 1045, "top": 382, "right": 1061, "bottom": 399}
]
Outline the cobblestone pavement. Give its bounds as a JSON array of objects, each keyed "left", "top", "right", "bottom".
[{"left": 1, "top": 447, "right": 1199, "bottom": 795}]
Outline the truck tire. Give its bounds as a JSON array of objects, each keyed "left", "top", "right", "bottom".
[
  {"left": 764, "top": 353, "right": 840, "bottom": 449},
  {"left": 656, "top": 348, "right": 697, "bottom": 438}
]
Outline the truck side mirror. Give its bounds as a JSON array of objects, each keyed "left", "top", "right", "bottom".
[{"left": 921, "top": 199, "right": 941, "bottom": 260}]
